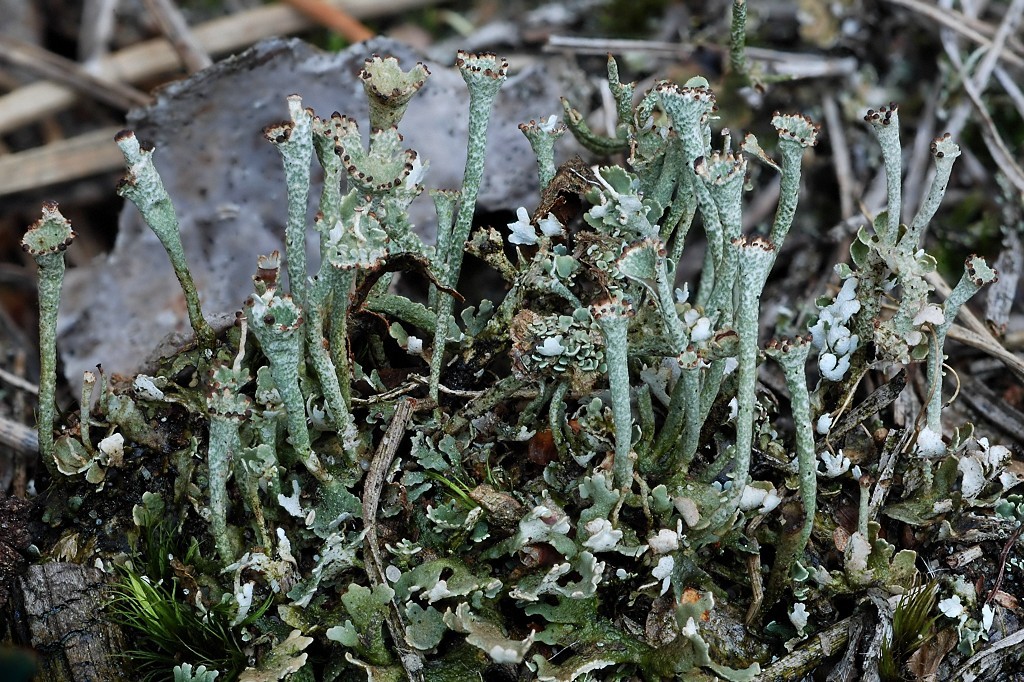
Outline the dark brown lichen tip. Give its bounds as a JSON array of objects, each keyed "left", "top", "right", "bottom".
[{"left": 114, "top": 129, "right": 135, "bottom": 142}]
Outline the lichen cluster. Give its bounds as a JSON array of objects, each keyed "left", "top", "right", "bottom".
[{"left": 26, "top": 48, "right": 1021, "bottom": 682}]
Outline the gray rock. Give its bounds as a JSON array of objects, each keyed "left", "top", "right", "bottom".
[{"left": 58, "top": 37, "right": 586, "bottom": 385}]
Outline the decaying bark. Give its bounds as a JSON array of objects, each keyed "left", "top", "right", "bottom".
[{"left": 7, "top": 562, "right": 129, "bottom": 682}]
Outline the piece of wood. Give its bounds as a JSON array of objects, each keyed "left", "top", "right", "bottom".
[
  {"left": 883, "top": 0, "right": 1024, "bottom": 68},
  {"left": 0, "top": 36, "right": 152, "bottom": 111},
  {"left": 8, "top": 563, "right": 130, "bottom": 682},
  {"left": 756, "top": 615, "right": 854, "bottom": 681},
  {"left": 142, "top": 0, "right": 213, "bottom": 73},
  {"left": 0, "top": 126, "right": 124, "bottom": 198},
  {"left": 78, "top": 0, "right": 119, "bottom": 64},
  {"left": 987, "top": 227, "right": 1022, "bottom": 334},
  {"left": 0, "top": 367, "right": 37, "bottom": 396},
  {"left": 0, "top": 415, "right": 37, "bottom": 457},
  {"left": 0, "top": 0, "right": 442, "bottom": 136},
  {"left": 361, "top": 397, "right": 424, "bottom": 680},
  {"left": 282, "top": 0, "right": 375, "bottom": 42}
]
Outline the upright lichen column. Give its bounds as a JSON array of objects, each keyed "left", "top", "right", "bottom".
[
  {"left": 21, "top": 202, "right": 76, "bottom": 475},
  {"left": 205, "top": 324, "right": 252, "bottom": 562},
  {"left": 429, "top": 52, "right": 507, "bottom": 403},
  {"left": 706, "top": 237, "right": 775, "bottom": 534},
  {"left": 763, "top": 336, "right": 815, "bottom": 603},
  {"left": 592, "top": 297, "right": 635, "bottom": 490},
  {"left": 519, "top": 116, "right": 566, "bottom": 190},
  {"left": 767, "top": 113, "right": 819, "bottom": 251},
  {"left": 264, "top": 96, "right": 314, "bottom": 310},
  {"left": 864, "top": 105, "right": 902, "bottom": 247},
  {"left": 657, "top": 80, "right": 724, "bottom": 299},
  {"left": 697, "top": 150, "right": 747, "bottom": 319},
  {"left": 926, "top": 256, "right": 997, "bottom": 431},
  {"left": 245, "top": 254, "right": 331, "bottom": 484},
  {"left": 115, "top": 131, "right": 216, "bottom": 348}
]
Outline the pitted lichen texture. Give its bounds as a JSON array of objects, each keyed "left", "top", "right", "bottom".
[{"left": 29, "top": 48, "right": 1010, "bottom": 682}]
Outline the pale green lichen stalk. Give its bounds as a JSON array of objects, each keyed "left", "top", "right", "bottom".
[
  {"left": 591, "top": 297, "right": 636, "bottom": 490},
  {"left": 764, "top": 336, "right": 816, "bottom": 604},
  {"left": 905, "top": 133, "right": 961, "bottom": 248},
  {"left": 657, "top": 80, "right": 725, "bottom": 300},
  {"left": 115, "top": 130, "right": 216, "bottom": 348},
  {"left": 311, "top": 113, "right": 354, "bottom": 397},
  {"left": 865, "top": 104, "right": 902, "bottom": 244},
  {"left": 697, "top": 150, "right": 748, "bottom": 318},
  {"left": 706, "top": 236, "right": 775, "bottom": 535},
  {"left": 430, "top": 52, "right": 507, "bottom": 403},
  {"left": 925, "top": 255, "right": 997, "bottom": 431},
  {"left": 768, "top": 113, "right": 820, "bottom": 251},
  {"left": 205, "top": 326, "right": 252, "bottom": 562},
  {"left": 519, "top": 116, "right": 566, "bottom": 189},
  {"left": 264, "top": 96, "right": 314, "bottom": 310},
  {"left": 244, "top": 253, "right": 330, "bottom": 483},
  {"left": 21, "top": 201, "right": 76, "bottom": 475}
]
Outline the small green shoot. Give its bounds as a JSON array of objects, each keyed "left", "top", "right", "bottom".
[{"left": 879, "top": 581, "right": 939, "bottom": 681}]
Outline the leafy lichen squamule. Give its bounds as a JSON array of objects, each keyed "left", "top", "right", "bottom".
[{"left": 25, "top": 46, "right": 1014, "bottom": 681}]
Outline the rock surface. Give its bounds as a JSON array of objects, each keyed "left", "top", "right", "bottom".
[{"left": 58, "top": 37, "right": 586, "bottom": 386}]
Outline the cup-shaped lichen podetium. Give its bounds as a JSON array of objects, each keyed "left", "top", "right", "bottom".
[
  {"left": 244, "top": 253, "right": 330, "bottom": 484},
  {"left": 21, "top": 201, "right": 75, "bottom": 475},
  {"left": 705, "top": 236, "right": 775, "bottom": 535},
  {"left": 696, "top": 150, "right": 748, "bottom": 318},
  {"left": 115, "top": 130, "right": 216, "bottom": 349},
  {"left": 768, "top": 112, "right": 819, "bottom": 251},
  {"left": 763, "top": 335, "right": 815, "bottom": 605},
  {"left": 591, "top": 296, "right": 636, "bottom": 490},
  {"left": 519, "top": 116, "right": 566, "bottom": 190},
  {"left": 263, "top": 96, "right": 314, "bottom": 310},
  {"left": 359, "top": 54, "right": 430, "bottom": 132},
  {"left": 429, "top": 52, "right": 508, "bottom": 402},
  {"left": 330, "top": 115, "right": 420, "bottom": 198}
]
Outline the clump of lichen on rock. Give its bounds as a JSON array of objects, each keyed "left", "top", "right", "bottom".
[{"left": 26, "top": 46, "right": 1020, "bottom": 682}]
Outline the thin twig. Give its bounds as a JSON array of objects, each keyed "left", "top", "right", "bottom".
[
  {"left": 958, "top": 72, "right": 1024, "bottom": 192},
  {"left": 883, "top": 0, "right": 1024, "bottom": 69},
  {"left": 0, "top": 0, "right": 444, "bottom": 136},
  {"left": 901, "top": 84, "right": 938, "bottom": 223},
  {"left": 361, "top": 397, "right": 424, "bottom": 681},
  {"left": 78, "top": 0, "right": 119, "bottom": 64},
  {"left": 958, "top": 372, "right": 1024, "bottom": 442},
  {"left": 142, "top": 0, "right": 213, "bottom": 73},
  {"left": 985, "top": 522, "right": 1024, "bottom": 606},
  {"left": 281, "top": 0, "right": 375, "bottom": 42},
  {"left": 544, "top": 35, "right": 858, "bottom": 79},
  {"left": 821, "top": 95, "right": 855, "bottom": 220},
  {"left": 994, "top": 66, "right": 1024, "bottom": 121},
  {"left": 0, "top": 367, "right": 38, "bottom": 395},
  {"left": 409, "top": 373, "right": 486, "bottom": 397},
  {"left": 936, "top": 0, "right": 1024, "bottom": 191},
  {"left": 0, "top": 415, "right": 38, "bottom": 456},
  {"left": 0, "top": 126, "right": 125, "bottom": 198},
  {"left": 0, "top": 35, "right": 152, "bottom": 110}
]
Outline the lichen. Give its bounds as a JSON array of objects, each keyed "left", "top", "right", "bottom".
[{"left": 25, "top": 44, "right": 1014, "bottom": 682}]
